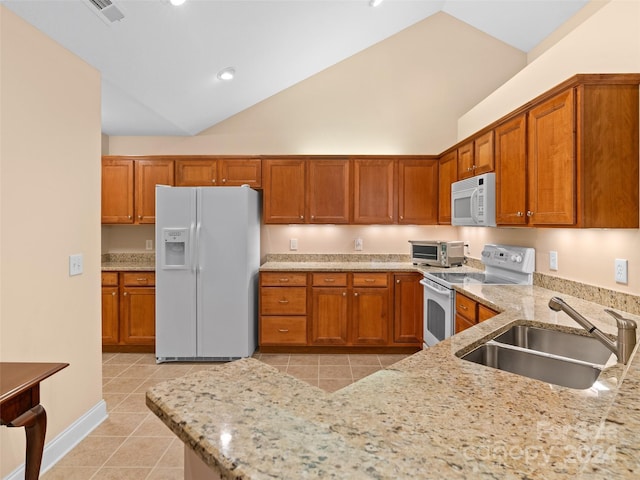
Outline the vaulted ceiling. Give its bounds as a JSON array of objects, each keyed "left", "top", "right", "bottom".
[{"left": 2, "top": 0, "right": 589, "bottom": 136}]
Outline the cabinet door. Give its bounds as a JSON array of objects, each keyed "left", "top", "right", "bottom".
[
  {"left": 473, "top": 131, "right": 494, "bottom": 175},
  {"left": 398, "top": 159, "right": 438, "bottom": 225},
  {"left": 263, "top": 159, "right": 306, "bottom": 223},
  {"left": 311, "top": 288, "right": 349, "bottom": 345},
  {"left": 101, "top": 158, "right": 134, "bottom": 224},
  {"left": 175, "top": 159, "right": 217, "bottom": 186},
  {"left": 455, "top": 314, "right": 475, "bottom": 334},
  {"left": 307, "top": 159, "right": 350, "bottom": 224},
  {"left": 135, "top": 159, "right": 174, "bottom": 224},
  {"left": 219, "top": 158, "right": 262, "bottom": 187},
  {"left": 121, "top": 287, "right": 156, "bottom": 345},
  {"left": 352, "top": 158, "right": 395, "bottom": 224},
  {"left": 393, "top": 273, "right": 423, "bottom": 344},
  {"left": 438, "top": 151, "right": 457, "bottom": 224},
  {"left": 101, "top": 286, "right": 119, "bottom": 345},
  {"left": 528, "top": 89, "right": 576, "bottom": 225},
  {"left": 457, "top": 142, "right": 474, "bottom": 180},
  {"left": 495, "top": 115, "right": 528, "bottom": 226},
  {"left": 351, "top": 288, "right": 389, "bottom": 345},
  {"left": 455, "top": 292, "right": 476, "bottom": 324}
]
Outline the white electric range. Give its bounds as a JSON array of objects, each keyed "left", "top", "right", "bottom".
[{"left": 421, "top": 244, "right": 535, "bottom": 347}]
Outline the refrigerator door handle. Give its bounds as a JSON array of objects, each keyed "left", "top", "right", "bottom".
[
  {"left": 194, "top": 221, "right": 202, "bottom": 273},
  {"left": 189, "top": 222, "right": 197, "bottom": 273}
]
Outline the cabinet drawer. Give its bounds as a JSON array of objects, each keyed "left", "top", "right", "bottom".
[
  {"left": 312, "top": 273, "right": 348, "bottom": 287},
  {"left": 456, "top": 294, "right": 476, "bottom": 322},
  {"left": 260, "top": 316, "right": 307, "bottom": 345},
  {"left": 122, "top": 272, "right": 156, "bottom": 287},
  {"left": 261, "top": 272, "right": 307, "bottom": 286},
  {"left": 261, "top": 287, "right": 307, "bottom": 315},
  {"left": 478, "top": 304, "right": 498, "bottom": 323},
  {"left": 101, "top": 272, "right": 119, "bottom": 286},
  {"left": 352, "top": 273, "right": 388, "bottom": 287}
]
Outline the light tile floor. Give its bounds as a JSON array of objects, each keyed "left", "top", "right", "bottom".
[{"left": 41, "top": 351, "right": 409, "bottom": 480}]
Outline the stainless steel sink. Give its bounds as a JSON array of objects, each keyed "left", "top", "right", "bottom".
[
  {"left": 492, "top": 325, "right": 613, "bottom": 365},
  {"left": 461, "top": 342, "right": 603, "bottom": 389}
]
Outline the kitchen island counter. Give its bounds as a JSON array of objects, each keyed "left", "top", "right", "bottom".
[{"left": 146, "top": 283, "right": 640, "bottom": 479}]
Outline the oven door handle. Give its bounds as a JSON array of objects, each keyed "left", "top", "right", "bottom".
[{"left": 420, "top": 279, "right": 450, "bottom": 296}]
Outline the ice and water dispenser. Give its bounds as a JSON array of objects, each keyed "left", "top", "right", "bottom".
[{"left": 161, "top": 228, "right": 189, "bottom": 269}]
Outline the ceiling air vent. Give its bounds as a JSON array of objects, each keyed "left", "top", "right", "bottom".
[{"left": 83, "top": 0, "right": 125, "bottom": 24}]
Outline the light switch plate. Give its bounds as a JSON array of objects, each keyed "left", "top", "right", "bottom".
[
  {"left": 615, "top": 258, "right": 628, "bottom": 284},
  {"left": 355, "top": 238, "right": 363, "bottom": 251},
  {"left": 145, "top": 239, "right": 153, "bottom": 250},
  {"left": 69, "top": 254, "right": 83, "bottom": 276},
  {"left": 290, "top": 238, "right": 298, "bottom": 251},
  {"left": 549, "top": 251, "right": 558, "bottom": 271}
]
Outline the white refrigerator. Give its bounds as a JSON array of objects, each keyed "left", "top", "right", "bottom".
[{"left": 155, "top": 185, "right": 260, "bottom": 362}]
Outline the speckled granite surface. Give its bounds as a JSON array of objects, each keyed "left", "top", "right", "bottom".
[
  {"left": 146, "top": 282, "right": 640, "bottom": 479},
  {"left": 101, "top": 253, "right": 155, "bottom": 271}
]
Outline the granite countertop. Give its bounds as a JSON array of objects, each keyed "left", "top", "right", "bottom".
[
  {"left": 146, "top": 280, "right": 640, "bottom": 479},
  {"left": 101, "top": 253, "right": 155, "bottom": 271}
]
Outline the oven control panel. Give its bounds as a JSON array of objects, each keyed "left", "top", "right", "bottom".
[{"left": 481, "top": 244, "right": 535, "bottom": 274}]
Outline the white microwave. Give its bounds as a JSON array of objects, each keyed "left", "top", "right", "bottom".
[{"left": 451, "top": 173, "right": 496, "bottom": 227}]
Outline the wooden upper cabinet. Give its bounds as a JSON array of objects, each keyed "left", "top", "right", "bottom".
[
  {"left": 219, "top": 158, "right": 262, "bottom": 187},
  {"left": 438, "top": 151, "right": 458, "bottom": 225},
  {"left": 457, "top": 131, "right": 494, "bottom": 180},
  {"left": 135, "top": 159, "right": 174, "bottom": 224},
  {"left": 263, "top": 158, "right": 306, "bottom": 224},
  {"left": 495, "top": 115, "right": 528, "bottom": 226},
  {"left": 175, "top": 157, "right": 261, "bottom": 187},
  {"left": 307, "top": 159, "right": 350, "bottom": 224},
  {"left": 528, "top": 89, "right": 576, "bottom": 226},
  {"left": 474, "top": 131, "right": 494, "bottom": 175},
  {"left": 397, "top": 158, "right": 438, "bottom": 225},
  {"left": 457, "top": 142, "right": 474, "bottom": 180},
  {"left": 175, "top": 158, "right": 217, "bottom": 186},
  {"left": 577, "top": 82, "right": 639, "bottom": 228},
  {"left": 102, "top": 157, "right": 134, "bottom": 224},
  {"left": 352, "top": 158, "right": 395, "bottom": 224}
]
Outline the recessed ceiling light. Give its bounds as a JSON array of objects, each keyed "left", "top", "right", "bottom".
[
  {"left": 369, "top": 0, "right": 384, "bottom": 7},
  {"left": 217, "top": 67, "right": 236, "bottom": 81},
  {"left": 170, "top": 0, "right": 186, "bottom": 6}
]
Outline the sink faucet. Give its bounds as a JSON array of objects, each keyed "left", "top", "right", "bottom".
[{"left": 548, "top": 297, "right": 637, "bottom": 365}]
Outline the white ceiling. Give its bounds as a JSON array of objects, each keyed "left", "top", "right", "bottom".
[{"left": 2, "top": 0, "right": 589, "bottom": 136}]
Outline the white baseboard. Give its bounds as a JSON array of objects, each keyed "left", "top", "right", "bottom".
[{"left": 3, "top": 399, "right": 108, "bottom": 480}]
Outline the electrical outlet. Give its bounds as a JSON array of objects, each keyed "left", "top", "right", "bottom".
[
  {"left": 69, "top": 254, "right": 83, "bottom": 276},
  {"left": 354, "top": 238, "right": 363, "bottom": 251},
  {"left": 615, "top": 258, "right": 628, "bottom": 284},
  {"left": 549, "top": 251, "right": 558, "bottom": 271},
  {"left": 290, "top": 238, "right": 298, "bottom": 251},
  {"left": 145, "top": 239, "right": 153, "bottom": 250}
]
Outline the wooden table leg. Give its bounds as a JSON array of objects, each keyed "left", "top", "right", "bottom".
[{"left": 8, "top": 405, "right": 47, "bottom": 480}]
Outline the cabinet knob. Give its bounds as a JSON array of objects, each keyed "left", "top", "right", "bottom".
[
  {"left": 278, "top": 299, "right": 289, "bottom": 304},
  {"left": 278, "top": 329, "right": 289, "bottom": 333},
  {"left": 400, "top": 216, "right": 404, "bottom": 220},
  {"left": 212, "top": 179, "right": 216, "bottom": 184},
  {"left": 112, "top": 292, "right": 116, "bottom": 296},
  {"left": 467, "top": 167, "right": 472, "bottom": 172},
  {"left": 343, "top": 292, "right": 347, "bottom": 296},
  {"left": 516, "top": 211, "right": 524, "bottom": 217},
  {"left": 128, "top": 215, "right": 132, "bottom": 220},
  {"left": 311, "top": 215, "right": 315, "bottom": 220},
  {"left": 123, "top": 292, "right": 128, "bottom": 296},
  {"left": 527, "top": 211, "right": 534, "bottom": 217},
  {"left": 300, "top": 215, "right": 304, "bottom": 220},
  {"left": 222, "top": 178, "right": 227, "bottom": 183},
  {"left": 138, "top": 215, "right": 143, "bottom": 220},
  {"left": 324, "top": 278, "right": 335, "bottom": 283},
  {"left": 354, "top": 292, "right": 359, "bottom": 297},
  {"left": 396, "top": 279, "right": 400, "bottom": 284},
  {"left": 278, "top": 278, "right": 290, "bottom": 283}
]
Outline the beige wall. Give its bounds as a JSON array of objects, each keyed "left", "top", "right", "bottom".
[
  {"left": 456, "top": 0, "right": 640, "bottom": 295},
  {"left": 0, "top": 6, "right": 103, "bottom": 477},
  {"left": 106, "top": 1, "right": 640, "bottom": 297}
]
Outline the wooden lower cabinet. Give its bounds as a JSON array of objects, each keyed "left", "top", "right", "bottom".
[
  {"left": 392, "top": 273, "right": 423, "bottom": 344},
  {"left": 455, "top": 292, "right": 498, "bottom": 334},
  {"left": 260, "top": 271, "right": 420, "bottom": 352},
  {"left": 101, "top": 271, "right": 156, "bottom": 352}
]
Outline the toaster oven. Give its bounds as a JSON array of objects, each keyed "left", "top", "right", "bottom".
[{"left": 409, "top": 240, "right": 465, "bottom": 267}]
